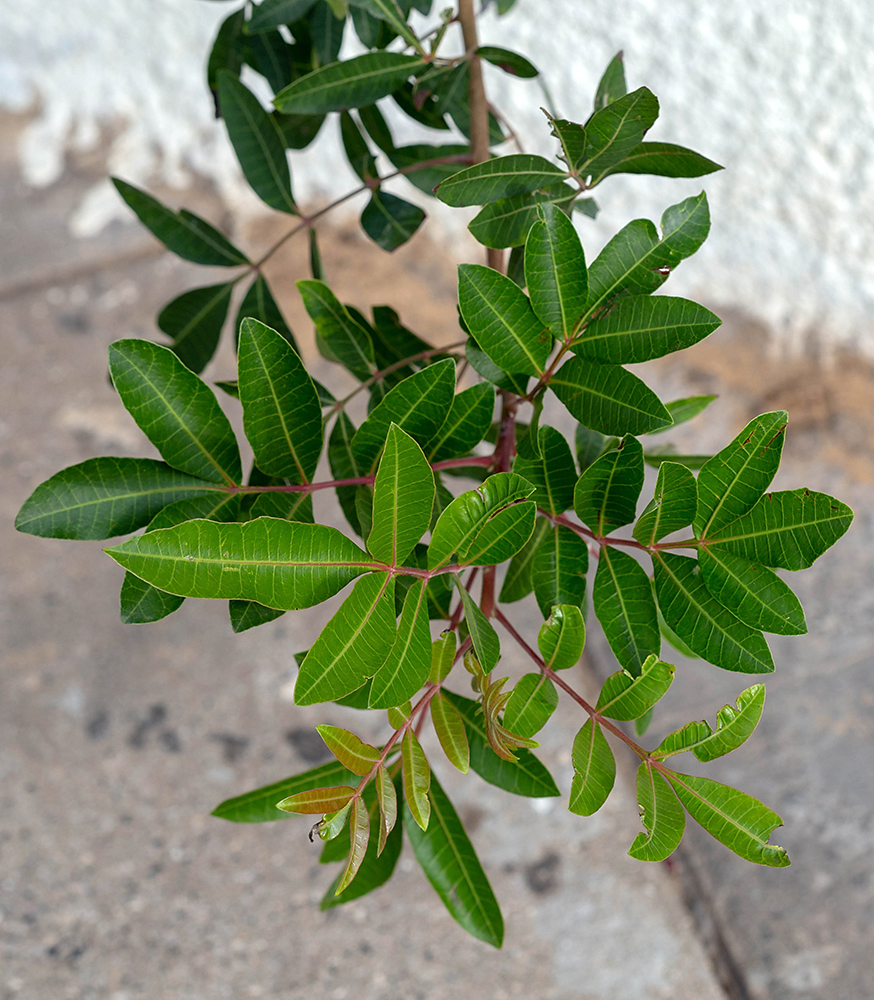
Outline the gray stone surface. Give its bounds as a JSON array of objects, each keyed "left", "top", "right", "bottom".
[{"left": 0, "top": 142, "right": 727, "bottom": 999}]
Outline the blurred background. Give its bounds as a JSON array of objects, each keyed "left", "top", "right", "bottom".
[{"left": 2, "top": 2, "right": 873, "bottom": 998}]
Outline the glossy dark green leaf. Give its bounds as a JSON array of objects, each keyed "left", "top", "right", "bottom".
[
  {"left": 109, "top": 339, "right": 241, "bottom": 485},
  {"left": 705, "top": 489, "right": 853, "bottom": 571},
  {"left": 531, "top": 522, "right": 588, "bottom": 617},
  {"left": 550, "top": 357, "right": 672, "bottom": 436},
  {"left": 596, "top": 653, "right": 674, "bottom": 720},
  {"left": 579, "top": 86, "right": 659, "bottom": 182},
  {"left": 458, "top": 264, "right": 552, "bottom": 376},
  {"left": 599, "top": 142, "right": 722, "bottom": 180},
  {"left": 426, "top": 383, "right": 494, "bottom": 462},
  {"left": 15, "top": 457, "right": 221, "bottom": 541},
  {"left": 654, "top": 684, "right": 766, "bottom": 762},
  {"left": 248, "top": 0, "right": 319, "bottom": 31},
  {"left": 699, "top": 549, "right": 807, "bottom": 635},
  {"left": 157, "top": 282, "right": 235, "bottom": 374},
  {"left": 513, "top": 425, "right": 578, "bottom": 514},
  {"left": 247, "top": 29, "right": 294, "bottom": 94},
  {"left": 477, "top": 45, "right": 538, "bottom": 78},
  {"left": 212, "top": 759, "right": 356, "bottom": 822},
  {"left": 273, "top": 109, "right": 327, "bottom": 149},
  {"left": 694, "top": 410, "right": 788, "bottom": 539},
  {"left": 653, "top": 552, "right": 774, "bottom": 674},
  {"left": 369, "top": 579, "right": 431, "bottom": 708},
  {"left": 464, "top": 335, "right": 530, "bottom": 395},
  {"left": 469, "top": 184, "right": 577, "bottom": 249},
  {"left": 361, "top": 190, "right": 426, "bottom": 251},
  {"left": 569, "top": 720, "right": 615, "bottom": 816},
  {"left": 207, "top": 9, "right": 246, "bottom": 98},
  {"left": 538, "top": 604, "right": 585, "bottom": 671},
  {"left": 584, "top": 193, "right": 711, "bottom": 319},
  {"left": 499, "top": 515, "right": 548, "bottom": 603},
  {"left": 404, "top": 772, "right": 503, "bottom": 947},
  {"left": 503, "top": 673, "right": 557, "bottom": 738},
  {"left": 633, "top": 461, "right": 698, "bottom": 545},
  {"left": 298, "top": 279, "right": 376, "bottom": 381},
  {"left": 573, "top": 435, "right": 644, "bottom": 534},
  {"left": 311, "top": 0, "right": 346, "bottom": 66},
  {"left": 435, "top": 154, "right": 566, "bottom": 207},
  {"left": 524, "top": 204, "right": 587, "bottom": 338},
  {"left": 452, "top": 583, "right": 501, "bottom": 673},
  {"left": 218, "top": 71, "right": 297, "bottom": 214},
  {"left": 665, "top": 771, "right": 790, "bottom": 867},
  {"left": 352, "top": 358, "right": 456, "bottom": 473},
  {"left": 574, "top": 296, "right": 721, "bottom": 364},
  {"left": 443, "top": 691, "right": 560, "bottom": 797},
  {"left": 275, "top": 52, "right": 425, "bottom": 114},
  {"left": 628, "top": 763, "right": 684, "bottom": 862},
  {"left": 112, "top": 179, "right": 249, "bottom": 266},
  {"left": 593, "top": 547, "right": 660, "bottom": 676},
  {"left": 238, "top": 318, "right": 322, "bottom": 483},
  {"left": 106, "top": 518, "right": 375, "bottom": 609},
  {"left": 593, "top": 51, "right": 626, "bottom": 111},
  {"left": 235, "top": 274, "right": 298, "bottom": 351},
  {"left": 295, "top": 572, "right": 397, "bottom": 705}
]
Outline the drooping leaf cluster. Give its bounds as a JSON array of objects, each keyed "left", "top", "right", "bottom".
[{"left": 16, "top": 1, "right": 854, "bottom": 947}]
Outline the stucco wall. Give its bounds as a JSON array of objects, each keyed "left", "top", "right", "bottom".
[{"left": 4, "top": 0, "right": 872, "bottom": 356}]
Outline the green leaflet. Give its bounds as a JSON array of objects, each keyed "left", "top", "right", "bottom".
[
  {"left": 329, "top": 411, "right": 365, "bottom": 535},
  {"left": 458, "top": 264, "right": 552, "bottom": 376},
  {"left": 576, "top": 86, "right": 660, "bottom": 182},
  {"left": 105, "top": 518, "right": 375, "bottom": 609},
  {"left": 654, "top": 684, "right": 766, "bottom": 762},
  {"left": 295, "top": 572, "right": 397, "bottom": 705},
  {"left": 15, "top": 457, "right": 221, "bottom": 540},
  {"left": 369, "top": 579, "right": 431, "bottom": 708},
  {"left": 550, "top": 357, "right": 672, "bottom": 436},
  {"left": 573, "top": 296, "right": 721, "bottom": 364},
  {"left": 694, "top": 411, "right": 787, "bottom": 538},
  {"left": 537, "top": 603, "right": 586, "bottom": 670},
  {"left": 653, "top": 552, "right": 774, "bottom": 674},
  {"left": 369, "top": 304, "right": 433, "bottom": 376},
  {"left": 367, "top": 425, "right": 435, "bottom": 566},
  {"left": 218, "top": 72, "right": 297, "bottom": 214},
  {"left": 463, "top": 502, "right": 536, "bottom": 567},
  {"left": 426, "top": 382, "right": 494, "bottom": 463},
  {"left": 430, "top": 692, "right": 470, "bottom": 773},
  {"left": 513, "top": 425, "right": 577, "bottom": 514},
  {"left": 297, "top": 279, "right": 376, "bottom": 381},
  {"left": 499, "top": 515, "right": 549, "bottom": 603},
  {"left": 465, "top": 335, "right": 530, "bottom": 394},
  {"left": 593, "top": 51, "right": 626, "bottom": 112},
  {"left": 112, "top": 178, "right": 249, "bottom": 266},
  {"left": 593, "top": 547, "right": 660, "bottom": 676},
  {"left": 238, "top": 318, "right": 322, "bottom": 483},
  {"left": 428, "top": 472, "right": 535, "bottom": 570},
  {"left": 207, "top": 9, "right": 246, "bottom": 97},
  {"left": 665, "top": 771, "right": 790, "bottom": 868},
  {"left": 648, "top": 394, "right": 717, "bottom": 434},
  {"left": 276, "top": 784, "right": 358, "bottom": 815},
  {"left": 599, "top": 141, "right": 723, "bottom": 181},
  {"left": 477, "top": 45, "right": 538, "bottom": 79},
  {"left": 347, "top": 0, "right": 420, "bottom": 49},
  {"left": 274, "top": 53, "right": 426, "bottom": 114},
  {"left": 452, "top": 583, "right": 501, "bottom": 673},
  {"left": 375, "top": 764, "right": 398, "bottom": 857},
  {"left": 503, "top": 673, "right": 557, "bottom": 738},
  {"left": 469, "top": 184, "right": 578, "bottom": 250},
  {"left": 531, "top": 522, "right": 588, "bottom": 617},
  {"left": 698, "top": 549, "right": 807, "bottom": 635},
  {"left": 402, "top": 729, "right": 431, "bottom": 830},
  {"left": 274, "top": 109, "right": 327, "bottom": 149},
  {"left": 628, "top": 763, "right": 685, "bottom": 862},
  {"left": 157, "top": 281, "right": 235, "bottom": 374},
  {"left": 361, "top": 190, "right": 426, "bottom": 251},
  {"left": 229, "top": 600, "right": 285, "bottom": 633},
  {"left": 212, "top": 759, "right": 357, "bottom": 822},
  {"left": 573, "top": 434, "right": 644, "bottom": 534},
  {"left": 436, "top": 154, "right": 566, "bottom": 207},
  {"left": 633, "top": 461, "right": 698, "bottom": 545},
  {"left": 248, "top": 28, "right": 294, "bottom": 94},
  {"left": 429, "top": 631, "right": 457, "bottom": 684},
  {"left": 524, "top": 203, "right": 588, "bottom": 338},
  {"left": 109, "top": 339, "right": 241, "bottom": 485},
  {"left": 248, "top": 0, "right": 319, "bottom": 32},
  {"left": 705, "top": 489, "right": 854, "bottom": 571},
  {"left": 352, "top": 359, "right": 456, "bottom": 473},
  {"left": 595, "top": 652, "right": 674, "bottom": 721},
  {"left": 235, "top": 274, "right": 298, "bottom": 352},
  {"left": 404, "top": 772, "right": 504, "bottom": 948},
  {"left": 583, "top": 192, "right": 711, "bottom": 319},
  {"left": 311, "top": 1, "right": 346, "bottom": 67},
  {"left": 336, "top": 796, "right": 370, "bottom": 892},
  {"left": 569, "top": 719, "right": 615, "bottom": 816},
  {"left": 443, "top": 691, "right": 560, "bottom": 797}
]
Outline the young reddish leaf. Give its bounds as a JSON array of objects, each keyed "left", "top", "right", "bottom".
[
  {"left": 402, "top": 730, "right": 431, "bottom": 830},
  {"left": 316, "top": 725, "right": 381, "bottom": 776},
  {"left": 335, "top": 796, "right": 371, "bottom": 894},
  {"left": 375, "top": 764, "right": 397, "bottom": 856},
  {"left": 430, "top": 692, "right": 470, "bottom": 773},
  {"left": 276, "top": 785, "right": 357, "bottom": 815}
]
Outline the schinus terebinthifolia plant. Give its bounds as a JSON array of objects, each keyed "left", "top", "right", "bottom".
[{"left": 15, "top": 0, "right": 853, "bottom": 945}]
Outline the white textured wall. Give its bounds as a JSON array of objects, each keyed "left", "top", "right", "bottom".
[{"left": 4, "top": 0, "right": 873, "bottom": 356}]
